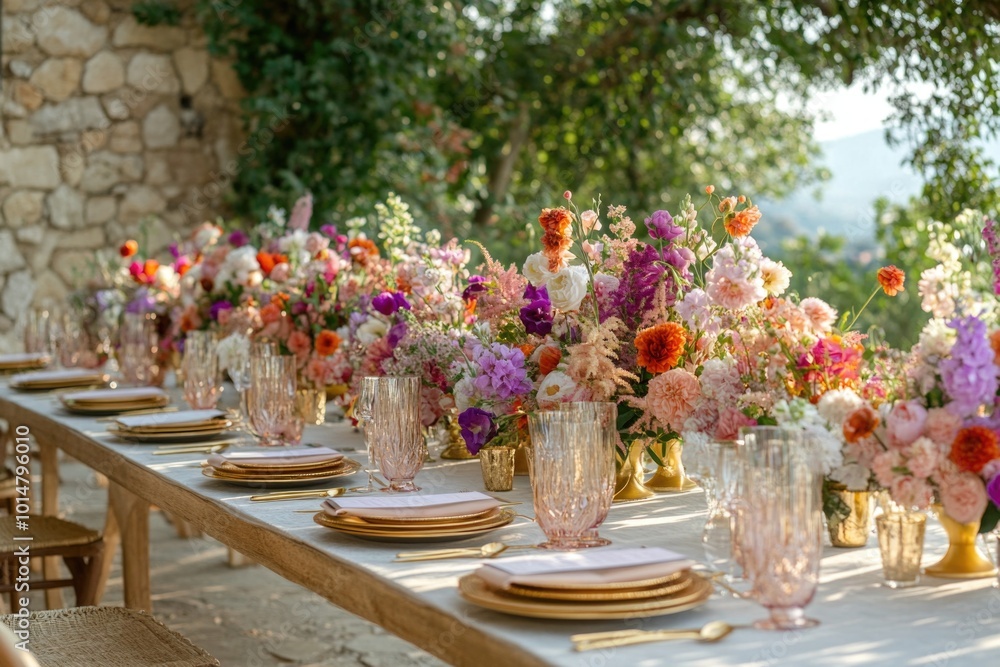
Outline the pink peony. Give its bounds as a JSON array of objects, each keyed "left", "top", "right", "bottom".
[
  {"left": 799, "top": 297, "right": 837, "bottom": 333},
  {"left": 269, "top": 262, "right": 291, "bottom": 283},
  {"left": 713, "top": 407, "right": 757, "bottom": 442},
  {"left": 904, "top": 437, "right": 939, "bottom": 479},
  {"left": 889, "top": 476, "right": 934, "bottom": 510},
  {"left": 886, "top": 400, "right": 928, "bottom": 448},
  {"left": 924, "top": 407, "right": 962, "bottom": 447},
  {"left": 305, "top": 232, "right": 329, "bottom": 256},
  {"left": 845, "top": 435, "right": 883, "bottom": 470},
  {"left": 871, "top": 450, "right": 902, "bottom": 488},
  {"left": 705, "top": 262, "right": 765, "bottom": 311},
  {"left": 304, "top": 356, "right": 336, "bottom": 387},
  {"left": 646, "top": 368, "right": 701, "bottom": 431},
  {"left": 940, "top": 472, "right": 989, "bottom": 524}
]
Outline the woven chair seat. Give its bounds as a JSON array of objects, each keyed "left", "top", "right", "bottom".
[
  {"left": 0, "top": 606, "right": 219, "bottom": 667},
  {"left": 0, "top": 516, "right": 100, "bottom": 556}
]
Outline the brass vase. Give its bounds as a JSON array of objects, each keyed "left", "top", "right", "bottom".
[
  {"left": 827, "top": 486, "right": 875, "bottom": 548},
  {"left": 295, "top": 387, "right": 327, "bottom": 425},
  {"left": 924, "top": 504, "right": 997, "bottom": 579},
  {"left": 645, "top": 439, "right": 698, "bottom": 492},
  {"left": 876, "top": 510, "right": 926, "bottom": 588},
  {"left": 479, "top": 446, "right": 515, "bottom": 492},
  {"left": 613, "top": 441, "right": 655, "bottom": 503},
  {"left": 440, "top": 409, "right": 476, "bottom": 460}
]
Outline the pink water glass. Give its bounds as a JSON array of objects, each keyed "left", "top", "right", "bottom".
[
  {"left": 182, "top": 331, "right": 223, "bottom": 409},
  {"left": 247, "top": 354, "right": 298, "bottom": 447},
  {"left": 736, "top": 426, "right": 824, "bottom": 630},
  {"left": 364, "top": 376, "right": 423, "bottom": 492},
  {"left": 527, "top": 405, "right": 617, "bottom": 550},
  {"left": 119, "top": 313, "right": 160, "bottom": 386}
]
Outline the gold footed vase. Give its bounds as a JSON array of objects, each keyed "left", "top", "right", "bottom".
[
  {"left": 613, "top": 442, "right": 655, "bottom": 503},
  {"left": 924, "top": 505, "right": 997, "bottom": 579},
  {"left": 828, "top": 487, "right": 874, "bottom": 548},
  {"left": 439, "top": 410, "right": 476, "bottom": 460},
  {"left": 645, "top": 439, "right": 697, "bottom": 492}
]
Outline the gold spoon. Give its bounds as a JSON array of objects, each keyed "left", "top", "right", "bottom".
[
  {"left": 250, "top": 488, "right": 346, "bottom": 502},
  {"left": 395, "top": 542, "right": 537, "bottom": 562},
  {"left": 572, "top": 621, "right": 737, "bottom": 651}
]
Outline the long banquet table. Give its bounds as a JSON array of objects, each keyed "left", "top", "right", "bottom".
[{"left": 2, "top": 383, "right": 1000, "bottom": 666}]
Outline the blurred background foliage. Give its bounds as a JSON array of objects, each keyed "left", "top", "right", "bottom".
[{"left": 142, "top": 0, "right": 1000, "bottom": 346}]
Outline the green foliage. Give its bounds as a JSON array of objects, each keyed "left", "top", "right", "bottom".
[{"left": 132, "top": 0, "right": 181, "bottom": 26}]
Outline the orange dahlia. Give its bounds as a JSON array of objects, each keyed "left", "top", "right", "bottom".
[
  {"left": 315, "top": 329, "right": 342, "bottom": 356},
  {"left": 635, "top": 322, "right": 687, "bottom": 374},
  {"left": 256, "top": 252, "right": 288, "bottom": 276},
  {"left": 538, "top": 207, "right": 572, "bottom": 235},
  {"left": 348, "top": 238, "right": 380, "bottom": 266},
  {"left": 539, "top": 207, "right": 573, "bottom": 271},
  {"left": 724, "top": 205, "right": 761, "bottom": 238},
  {"left": 949, "top": 426, "right": 1000, "bottom": 473},
  {"left": 843, "top": 405, "right": 879, "bottom": 443},
  {"left": 119, "top": 240, "right": 139, "bottom": 258},
  {"left": 876, "top": 265, "right": 905, "bottom": 296}
]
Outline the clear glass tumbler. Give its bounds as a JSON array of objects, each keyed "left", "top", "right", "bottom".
[
  {"left": 365, "top": 376, "right": 424, "bottom": 492},
  {"left": 248, "top": 354, "right": 296, "bottom": 446},
  {"left": 183, "top": 331, "right": 223, "bottom": 409},
  {"left": 876, "top": 511, "right": 926, "bottom": 588}
]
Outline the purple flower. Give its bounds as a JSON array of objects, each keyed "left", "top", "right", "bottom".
[
  {"left": 126, "top": 290, "right": 157, "bottom": 315},
  {"left": 988, "top": 474, "right": 1000, "bottom": 508},
  {"left": 462, "top": 275, "right": 488, "bottom": 301},
  {"left": 168, "top": 242, "right": 181, "bottom": 259},
  {"left": 941, "top": 316, "right": 999, "bottom": 418},
  {"left": 320, "top": 224, "right": 338, "bottom": 238},
  {"left": 228, "top": 230, "right": 250, "bottom": 247},
  {"left": 291, "top": 301, "right": 309, "bottom": 316},
  {"left": 387, "top": 321, "right": 408, "bottom": 348},
  {"left": 644, "top": 210, "right": 683, "bottom": 241},
  {"left": 519, "top": 286, "right": 553, "bottom": 336},
  {"left": 209, "top": 300, "right": 233, "bottom": 321},
  {"left": 458, "top": 408, "right": 497, "bottom": 455},
  {"left": 472, "top": 342, "right": 532, "bottom": 401},
  {"left": 372, "top": 291, "right": 411, "bottom": 316},
  {"left": 523, "top": 284, "right": 548, "bottom": 302},
  {"left": 602, "top": 245, "right": 666, "bottom": 328}
]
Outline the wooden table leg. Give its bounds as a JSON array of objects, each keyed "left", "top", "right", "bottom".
[
  {"left": 108, "top": 484, "right": 151, "bottom": 611},
  {"left": 38, "top": 444, "right": 63, "bottom": 609}
]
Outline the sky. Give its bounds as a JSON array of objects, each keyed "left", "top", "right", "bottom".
[{"left": 811, "top": 82, "right": 895, "bottom": 142}]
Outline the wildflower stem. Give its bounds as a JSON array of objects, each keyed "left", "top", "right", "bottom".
[{"left": 845, "top": 287, "right": 880, "bottom": 331}]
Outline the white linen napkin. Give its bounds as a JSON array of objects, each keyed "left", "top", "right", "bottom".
[
  {"left": 476, "top": 547, "right": 692, "bottom": 589},
  {"left": 11, "top": 368, "right": 102, "bottom": 385},
  {"left": 62, "top": 387, "right": 167, "bottom": 403},
  {"left": 116, "top": 409, "right": 226, "bottom": 429},
  {"left": 207, "top": 446, "right": 343, "bottom": 469},
  {"left": 322, "top": 491, "right": 501, "bottom": 519}
]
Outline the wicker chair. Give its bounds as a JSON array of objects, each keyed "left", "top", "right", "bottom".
[
  {"left": 0, "top": 516, "right": 104, "bottom": 613},
  {"left": 0, "top": 606, "right": 219, "bottom": 666}
]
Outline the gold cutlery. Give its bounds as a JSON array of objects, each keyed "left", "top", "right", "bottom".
[
  {"left": 151, "top": 440, "right": 237, "bottom": 455},
  {"left": 395, "top": 542, "right": 538, "bottom": 562},
  {"left": 572, "top": 621, "right": 738, "bottom": 651},
  {"left": 250, "top": 488, "right": 346, "bottom": 502}
]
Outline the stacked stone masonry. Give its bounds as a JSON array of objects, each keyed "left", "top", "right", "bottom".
[{"left": 0, "top": 0, "right": 245, "bottom": 350}]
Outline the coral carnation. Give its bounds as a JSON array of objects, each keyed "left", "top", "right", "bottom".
[
  {"left": 877, "top": 265, "right": 905, "bottom": 296},
  {"left": 724, "top": 205, "right": 761, "bottom": 238},
  {"left": 949, "top": 426, "right": 1000, "bottom": 473},
  {"left": 635, "top": 322, "right": 687, "bottom": 373}
]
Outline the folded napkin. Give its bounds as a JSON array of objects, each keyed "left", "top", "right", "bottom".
[
  {"left": 476, "top": 547, "right": 693, "bottom": 590},
  {"left": 207, "top": 446, "right": 342, "bottom": 469},
  {"left": 0, "top": 352, "right": 49, "bottom": 367},
  {"left": 322, "top": 491, "right": 501, "bottom": 519},
  {"left": 11, "top": 368, "right": 101, "bottom": 384},
  {"left": 62, "top": 387, "right": 166, "bottom": 404},
  {"left": 116, "top": 409, "right": 226, "bottom": 430}
]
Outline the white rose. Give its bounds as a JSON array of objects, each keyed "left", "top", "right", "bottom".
[
  {"left": 522, "top": 252, "right": 556, "bottom": 286},
  {"left": 546, "top": 265, "right": 589, "bottom": 312},
  {"left": 816, "top": 389, "right": 863, "bottom": 430},
  {"left": 356, "top": 317, "right": 388, "bottom": 345}
]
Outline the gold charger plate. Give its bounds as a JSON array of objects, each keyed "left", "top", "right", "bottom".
[
  {"left": 108, "top": 427, "right": 232, "bottom": 444},
  {"left": 359, "top": 507, "right": 499, "bottom": 525},
  {"left": 457, "top": 572, "right": 712, "bottom": 620},
  {"left": 322, "top": 508, "right": 505, "bottom": 531},
  {"left": 504, "top": 569, "right": 686, "bottom": 592},
  {"left": 506, "top": 572, "right": 694, "bottom": 602},
  {"left": 12, "top": 377, "right": 106, "bottom": 391},
  {"left": 217, "top": 456, "right": 346, "bottom": 471},
  {"left": 313, "top": 508, "right": 516, "bottom": 543},
  {"left": 211, "top": 460, "right": 356, "bottom": 478},
  {"left": 201, "top": 460, "right": 362, "bottom": 488},
  {"left": 121, "top": 420, "right": 231, "bottom": 434},
  {"left": 61, "top": 397, "right": 170, "bottom": 415}
]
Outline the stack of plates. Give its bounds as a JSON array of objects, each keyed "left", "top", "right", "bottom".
[
  {"left": 458, "top": 548, "right": 710, "bottom": 620},
  {"left": 59, "top": 387, "right": 169, "bottom": 415},
  {"left": 9, "top": 368, "right": 106, "bottom": 391},
  {"left": 314, "top": 492, "right": 515, "bottom": 543},
  {"left": 202, "top": 447, "right": 361, "bottom": 488},
  {"left": 108, "top": 409, "right": 232, "bottom": 443},
  {"left": 0, "top": 353, "right": 51, "bottom": 373}
]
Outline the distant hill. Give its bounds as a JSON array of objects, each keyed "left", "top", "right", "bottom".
[{"left": 756, "top": 129, "right": 924, "bottom": 250}]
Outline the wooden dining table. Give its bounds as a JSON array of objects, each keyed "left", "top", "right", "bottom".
[{"left": 2, "top": 381, "right": 999, "bottom": 666}]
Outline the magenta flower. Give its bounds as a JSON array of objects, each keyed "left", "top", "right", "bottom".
[
  {"left": 462, "top": 275, "right": 489, "bottom": 301},
  {"left": 228, "top": 230, "right": 250, "bottom": 247},
  {"left": 372, "top": 291, "right": 411, "bottom": 316},
  {"left": 988, "top": 473, "right": 1000, "bottom": 508},
  {"left": 209, "top": 300, "right": 233, "bottom": 321},
  {"left": 644, "top": 210, "right": 683, "bottom": 241}
]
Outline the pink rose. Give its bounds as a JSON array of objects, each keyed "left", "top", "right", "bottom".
[
  {"left": 845, "top": 436, "right": 882, "bottom": 470},
  {"left": 871, "top": 450, "right": 901, "bottom": 488},
  {"left": 645, "top": 368, "right": 701, "bottom": 432},
  {"left": 940, "top": 472, "right": 988, "bottom": 524},
  {"left": 886, "top": 400, "right": 928, "bottom": 449},
  {"left": 304, "top": 356, "right": 335, "bottom": 387},
  {"left": 890, "top": 476, "right": 934, "bottom": 510},
  {"left": 305, "top": 232, "right": 330, "bottom": 256},
  {"left": 904, "top": 437, "right": 940, "bottom": 479},
  {"left": 924, "top": 407, "right": 962, "bottom": 447},
  {"left": 713, "top": 407, "right": 757, "bottom": 442},
  {"left": 270, "top": 262, "right": 291, "bottom": 283},
  {"left": 286, "top": 330, "right": 311, "bottom": 361}
]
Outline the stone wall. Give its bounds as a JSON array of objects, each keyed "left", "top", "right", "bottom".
[{"left": 0, "top": 0, "right": 244, "bottom": 351}]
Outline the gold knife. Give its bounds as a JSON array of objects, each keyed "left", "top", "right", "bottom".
[{"left": 249, "top": 488, "right": 346, "bottom": 502}]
